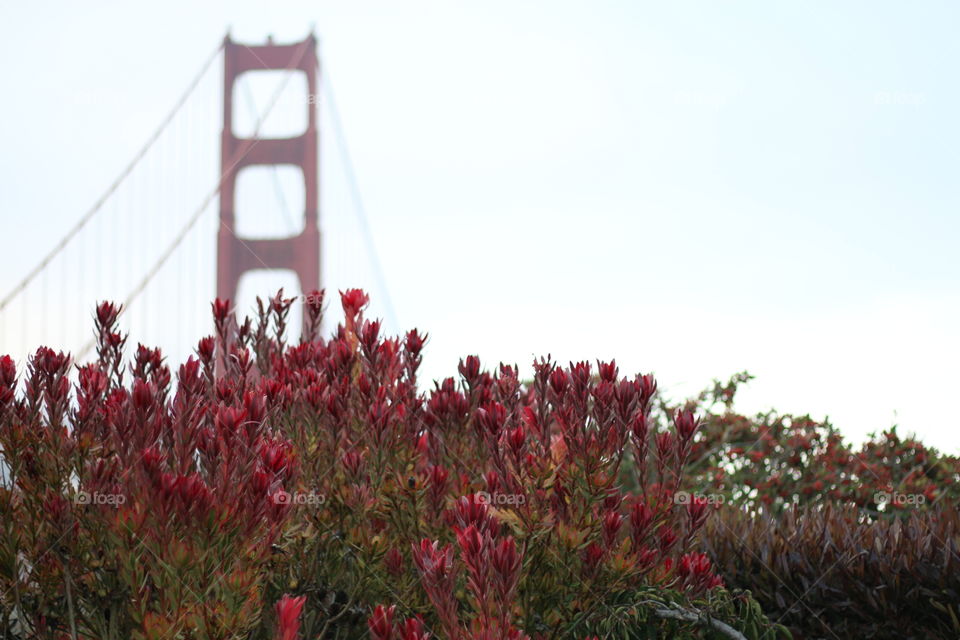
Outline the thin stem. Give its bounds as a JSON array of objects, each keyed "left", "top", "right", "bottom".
[{"left": 63, "top": 557, "right": 78, "bottom": 640}]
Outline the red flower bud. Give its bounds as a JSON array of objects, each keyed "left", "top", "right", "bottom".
[
  {"left": 177, "top": 357, "right": 201, "bottom": 393},
  {"left": 520, "top": 406, "right": 539, "bottom": 437},
  {"left": 340, "top": 288, "right": 370, "bottom": 320},
  {"left": 638, "top": 374, "right": 657, "bottom": 406},
  {"left": 475, "top": 402, "right": 507, "bottom": 437},
  {"left": 655, "top": 431, "right": 674, "bottom": 461},
  {"left": 358, "top": 372, "right": 372, "bottom": 396},
  {"left": 451, "top": 494, "right": 497, "bottom": 536},
  {"left": 570, "top": 361, "right": 592, "bottom": 390},
  {"left": 687, "top": 495, "right": 709, "bottom": 527},
  {"left": 458, "top": 355, "right": 481, "bottom": 386},
  {"left": 400, "top": 617, "right": 431, "bottom": 640},
  {"left": 490, "top": 536, "right": 523, "bottom": 602},
  {"left": 416, "top": 432, "right": 430, "bottom": 456},
  {"left": 212, "top": 298, "right": 232, "bottom": 325},
  {"left": 548, "top": 368, "right": 568, "bottom": 396},
  {"left": 132, "top": 379, "right": 153, "bottom": 412},
  {"left": 426, "top": 465, "right": 450, "bottom": 512},
  {"left": 405, "top": 329, "right": 427, "bottom": 357},
  {"left": 490, "top": 536, "right": 521, "bottom": 581},
  {"left": 275, "top": 594, "right": 306, "bottom": 640},
  {"left": 215, "top": 405, "right": 246, "bottom": 436},
  {"left": 677, "top": 552, "right": 719, "bottom": 592},
  {"left": 508, "top": 425, "right": 526, "bottom": 453},
  {"left": 36, "top": 347, "right": 69, "bottom": 377},
  {"left": 456, "top": 524, "right": 486, "bottom": 558},
  {"left": 630, "top": 502, "right": 654, "bottom": 542},
  {"left": 429, "top": 465, "right": 449, "bottom": 491},
  {"left": 360, "top": 319, "right": 382, "bottom": 353},
  {"left": 261, "top": 441, "right": 292, "bottom": 475},
  {"left": 630, "top": 412, "right": 648, "bottom": 442},
  {"left": 96, "top": 301, "right": 120, "bottom": 328},
  {"left": 197, "top": 336, "right": 216, "bottom": 363},
  {"left": 597, "top": 359, "right": 618, "bottom": 382},
  {"left": 340, "top": 450, "right": 363, "bottom": 480},
  {"left": 0, "top": 355, "right": 17, "bottom": 388},
  {"left": 602, "top": 510, "right": 624, "bottom": 548},
  {"left": 411, "top": 539, "right": 456, "bottom": 586},
  {"left": 673, "top": 408, "right": 700, "bottom": 442}
]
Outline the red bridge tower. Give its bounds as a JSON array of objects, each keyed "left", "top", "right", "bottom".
[{"left": 217, "top": 35, "right": 320, "bottom": 310}]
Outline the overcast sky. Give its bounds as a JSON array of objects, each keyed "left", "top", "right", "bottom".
[{"left": 1, "top": 1, "right": 958, "bottom": 451}]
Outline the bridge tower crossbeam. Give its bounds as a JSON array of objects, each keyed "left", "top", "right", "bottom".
[{"left": 217, "top": 35, "right": 320, "bottom": 310}]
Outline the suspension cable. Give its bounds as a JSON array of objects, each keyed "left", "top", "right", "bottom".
[
  {"left": 0, "top": 40, "right": 225, "bottom": 314},
  {"left": 76, "top": 39, "right": 313, "bottom": 360},
  {"left": 320, "top": 58, "right": 400, "bottom": 331}
]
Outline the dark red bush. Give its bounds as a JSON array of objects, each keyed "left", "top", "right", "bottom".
[{"left": 704, "top": 503, "right": 960, "bottom": 639}]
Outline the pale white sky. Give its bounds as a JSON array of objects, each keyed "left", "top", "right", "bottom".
[{"left": 1, "top": 1, "right": 958, "bottom": 451}]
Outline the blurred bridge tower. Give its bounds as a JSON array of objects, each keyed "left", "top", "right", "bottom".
[{"left": 217, "top": 34, "right": 320, "bottom": 308}]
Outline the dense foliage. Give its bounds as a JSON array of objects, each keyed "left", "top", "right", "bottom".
[
  {"left": 0, "top": 291, "right": 784, "bottom": 640},
  {"left": 666, "top": 372, "right": 960, "bottom": 514},
  {"left": 704, "top": 504, "right": 960, "bottom": 639},
  {"left": 662, "top": 373, "right": 960, "bottom": 639}
]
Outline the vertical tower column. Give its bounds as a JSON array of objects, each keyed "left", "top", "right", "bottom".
[{"left": 217, "top": 35, "right": 320, "bottom": 311}]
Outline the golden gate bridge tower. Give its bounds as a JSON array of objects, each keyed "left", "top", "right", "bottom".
[{"left": 217, "top": 35, "right": 321, "bottom": 308}]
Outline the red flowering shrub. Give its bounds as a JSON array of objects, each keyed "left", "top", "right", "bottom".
[
  {"left": 662, "top": 373, "right": 960, "bottom": 639},
  {"left": 665, "top": 372, "right": 960, "bottom": 514},
  {"left": 0, "top": 291, "right": 782, "bottom": 639}
]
